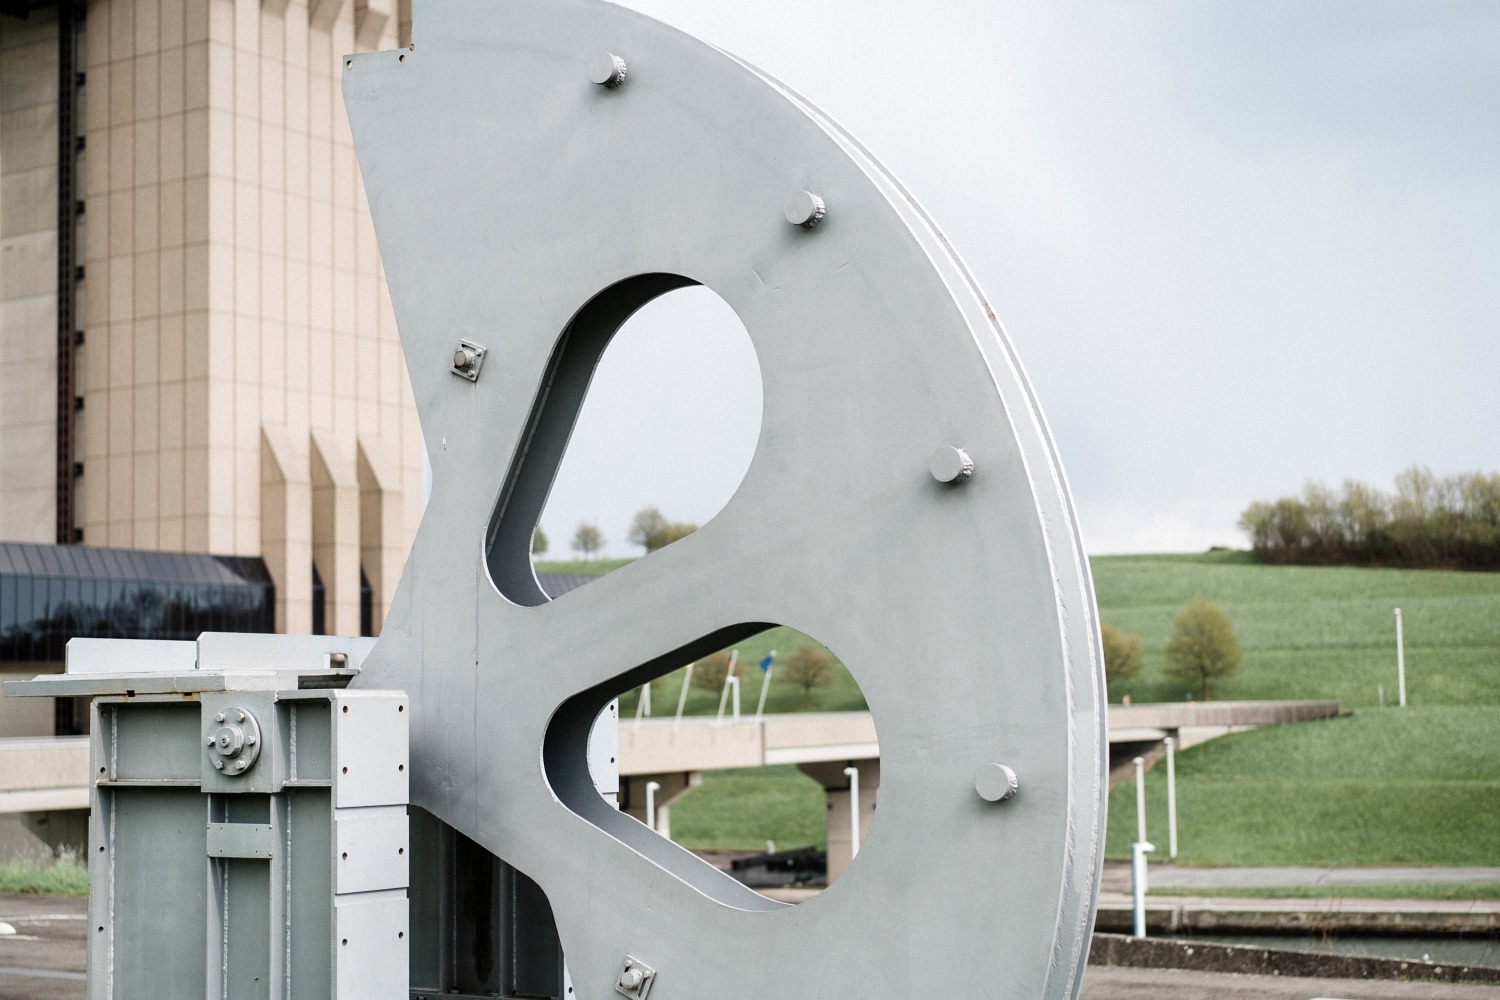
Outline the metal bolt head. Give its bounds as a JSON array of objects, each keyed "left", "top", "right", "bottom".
[
  {"left": 590, "top": 52, "right": 628, "bottom": 87},
  {"left": 213, "top": 759, "right": 224, "bottom": 770},
  {"left": 451, "top": 339, "right": 486, "bottom": 381},
  {"left": 235, "top": 710, "right": 245, "bottom": 723},
  {"left": 930, "top": 446, "right": 974, "bottom": 484},
  {"left": 975, "top": 763, "right": 1019, "bottom": 803},
  {"left": 784, "top": 189, "right": 826, "bottom": 228},
  {"left": 618, "top": 968, "right": 644, "bottom": 991},
  {"left": 215, "top": 712, "right": 226, "bottom": 723},
  {"left": 206, "top": 736, "right": 216, "bottom": 746}
]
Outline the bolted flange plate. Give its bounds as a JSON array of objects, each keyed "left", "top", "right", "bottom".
[{"left": 203, "top": 706, "right": 261, "bottom": 776}]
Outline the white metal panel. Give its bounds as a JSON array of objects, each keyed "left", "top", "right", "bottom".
[
  {"left": 334, "top": 805, "right": 409, "bottom": 894},
  {"left": 332, "top": 692, "right": 409, "bottom": 808}
]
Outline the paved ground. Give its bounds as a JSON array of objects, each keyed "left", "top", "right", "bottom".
[
  {"left": 1081, "top": 965, "right": 1500, "bottom": 999},
  {"left": 1101, "top": 861, "right": 1500, "bottom": 892},
  {"left": 0, "top": 895, "right": 86, "bottom": 1000},
  {"left": 3, "top": 893, "right": 1496, "bottom": 999}
]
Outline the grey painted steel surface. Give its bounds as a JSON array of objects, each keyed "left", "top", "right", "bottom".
[
  {"left": 344, "top": 2, "right": 1107, "bottom": 999},
  {"left": 81, "top": 682, "right": 408, "bottom": 1000}
]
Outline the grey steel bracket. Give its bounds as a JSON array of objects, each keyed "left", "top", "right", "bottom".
[{"left": 344, "top": 2, "right": 1107, "bottom": 999}]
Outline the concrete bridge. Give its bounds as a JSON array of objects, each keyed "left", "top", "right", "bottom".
[
  {"left": 615, "top": 699, "right": 1340, "bottom": 879},
  {"left": 0, "top": 700, "right": 1339, "bottom": 874}
]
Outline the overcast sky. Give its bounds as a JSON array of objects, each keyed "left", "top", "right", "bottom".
[{"left": 534, "top": 1, "right": 1499, "bottom": 559}]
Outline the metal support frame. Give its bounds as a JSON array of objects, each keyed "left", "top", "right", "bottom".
[{"left": 343, "top": 3, "right": 1107, "bottom": 997}]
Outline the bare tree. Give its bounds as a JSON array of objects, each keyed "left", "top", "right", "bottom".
[{"left": 571, "top": 521, "right": 605, "bottom": 560}]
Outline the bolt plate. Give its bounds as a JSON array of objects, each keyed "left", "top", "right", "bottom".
[{"left": 614, "top": 955, "right": 655, "bottom": 1000}]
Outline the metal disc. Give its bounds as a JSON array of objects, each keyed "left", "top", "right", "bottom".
[{"left": 345, "top": 2, "right": 1106, "bottom": 997}]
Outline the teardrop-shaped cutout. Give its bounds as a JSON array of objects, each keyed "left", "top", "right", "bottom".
[{"left": 489, "top": 279, "right": 762, "bottom": 605}]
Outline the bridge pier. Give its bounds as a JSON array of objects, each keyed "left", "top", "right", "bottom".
[
  {"left": 798, "top": 760, "right": 879, "bottom": 883},
  {"left": 620, "top": 771, "right": 702, "bottom": 841}
]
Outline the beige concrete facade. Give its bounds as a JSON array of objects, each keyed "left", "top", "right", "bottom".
[
  {"left": 0, "top": 10, "right": 61, "bottom": 544},
  {"left": 0, "top": 0, "right": 423, "bottom": 633}
]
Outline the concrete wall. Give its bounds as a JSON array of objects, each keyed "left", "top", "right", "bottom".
[{"left": 0, "top": 10, "right": 61, "bottom": 544}]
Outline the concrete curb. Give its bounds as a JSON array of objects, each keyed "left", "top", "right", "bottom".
[{"left": 1088, "top": 933, "right": 1500, "bottom": 984}]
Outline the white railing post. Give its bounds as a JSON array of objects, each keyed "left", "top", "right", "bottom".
[
  {"left": 1131, "top": 840, "right": 1155, "bottom": 938},
  {"left": 1164, "top": 737, "right": 1177, "bottom": 859},
  {"left": 1395, "top": 608, "right": 1407, "bottom": 707},
  {"left": 1133, "top": 756, "right": 1147, "bottom": 845},
  {"left": 645, "top": 780, "right": 660, "bottom": 832},
  {"left": 844, "top": 765, "right": 861, "bottom": 859}
]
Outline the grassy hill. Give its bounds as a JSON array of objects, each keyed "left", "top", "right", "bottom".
[
  {"left": 1094, "top": 552, "right": 1500, "bottom": 707},
  {"left": 1107, "top": 706, "right": 1500, "bottom": 865}
]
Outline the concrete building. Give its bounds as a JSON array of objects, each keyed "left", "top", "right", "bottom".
[{"left": 1, "top": 0, "right": 424, "bottom": 696}]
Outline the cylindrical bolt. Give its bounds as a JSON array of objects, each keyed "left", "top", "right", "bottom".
[
  {"left": 215, "top": 712, "right": 226, "bottom": 723},
  {"left": 975, "top": 763, "right": 1019, "bottom": 802},
  {"left": 235, "top": 710, "right": 245, "bottom": 723},
  {"left": 246, "top": 736, "right": 256, "bottom": 746},
  {"left": 206, "top": 736, "right": 216, "bottom": 746},
  {"left": 213, "top": 759, "right": 224, "bottom": 770},
  {"left": 453, "top": 347, "right": 473, "bottom": 370},
  {"left": 618, "top": 967, "right": 644, "bottom": 991},
  {"left": 235, "top": 760, "right": 248, "bottom": 770},
  {"left": 589, "top": 52, "right": 627, "bottom": 88},
  {"left": 784, "top": 189, "right": 826, "bottom": 228},
  {"left": 930, "top": 446, "right": 974, "bottom": 484}
]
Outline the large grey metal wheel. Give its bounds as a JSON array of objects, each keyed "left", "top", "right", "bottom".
[{"left": 345, "top": 2, "right": 1107, "bottom": 998}]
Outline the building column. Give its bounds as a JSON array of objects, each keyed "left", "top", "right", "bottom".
[
  {"left": 311, "top": 430, "right": 361, "bottom": 636},
  {"left": 261, "top": 426, "right": 312, "bottom": 633},
  {"left": 798, "top": 759, "right": 880, "bottom": 883}
]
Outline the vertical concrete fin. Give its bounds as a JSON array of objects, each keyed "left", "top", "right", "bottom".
[{"left": 261, "top": 424, "right": 312, "bottom": 633}]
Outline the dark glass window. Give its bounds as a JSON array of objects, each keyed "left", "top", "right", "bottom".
[
  {"left": 359, "top": 567, "right": 374, "bottom": 638},
  {"left": 312, "top": 563, "right": 326, "bottom": 636}
]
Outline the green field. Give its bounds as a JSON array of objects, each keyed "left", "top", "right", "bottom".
[
  {"left": 1107, "top": 706, "right": 1500, "bottom": 865},
  {"left": 1095, "top": 552, "right": 1500, "bottom": 708}
]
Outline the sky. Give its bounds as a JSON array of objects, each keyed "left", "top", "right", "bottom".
[{"left": 533, "top": 1, "right": 1500, "bottom": 559}]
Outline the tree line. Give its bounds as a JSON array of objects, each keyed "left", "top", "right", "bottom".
[{"left": 1238, "top": 467, "right": 1500, "bottom": 571}]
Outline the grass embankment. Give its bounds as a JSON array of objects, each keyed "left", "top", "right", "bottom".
[
  {"left": 0, "top": 851, "right": 89, "bottom": 895},
  {"left": 1095, "top": 551, "right": 1500, "bottom": 708},
  {"left": 1106, "top": 706, "right": 1500, "bottom": 865}
]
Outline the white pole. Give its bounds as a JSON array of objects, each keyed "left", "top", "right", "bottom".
[
  {"left": 675, "top": 664, "right": 693, "bottom": 725},
  {"left": 642, "top": 682, "right": 651, "bottom": 717},
  {"left": 844, "top": 765, "right": 861, "bottom": 860},
  {"left": 1133, "top": 756, "right": 1147, "bottom": 845},
  {"left": 715, "top": 650, "right": 740, "bottom": 722},
  {"left": 1394, "top": 608, "right": 1407, "bottom": 707},
  {"left": 755, "top": 653, "right": 776, "bottom": 720},
  {"left": 645, "top": 780, "right": 660, "bottom": 832},
  {"left": 728, "top": 676, "right": 741, "bottom": 721},
  {"left": 1164, "top": 737, "right": 1177, "bottom": 859},
  {"left": 1131, "top": 840, "right": 1155, "bottom": 938}
]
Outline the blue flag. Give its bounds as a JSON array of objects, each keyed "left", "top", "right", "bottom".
[{"left": 758, "top": 653, "right": 775, "bottom": 673}]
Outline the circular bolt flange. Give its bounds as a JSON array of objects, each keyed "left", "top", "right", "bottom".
[
  {"left": 975, "top": 763, "right": 1019, "bottom": 803},
  {"left": 589, "top": 52, "right": 628, "bottom": 87},
  {"left": 930, "top": 445, "right": 974, "bottom": 484},
  {"left": 204, "top": 706, "right": 262, "bottom": 778},
  {"left": 784, "top": 189, "right": 826, "bottom": 228}
]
